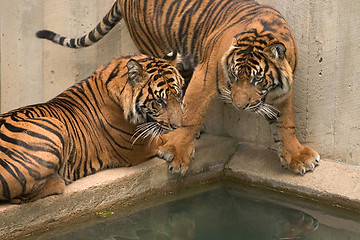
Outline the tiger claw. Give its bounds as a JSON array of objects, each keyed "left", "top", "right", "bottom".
[
  {"left": 158, "top": 149, "right": 174, "bottom": 162},
  {"left": 314, "top": 155, "right": 320, "bottom": 165},
  {"left": 308, "top": 163, "right": 315, "bottom": 171},
  {"left": 157, "top": 146, "right": 175, "bottom": 162},
  {"left": 168, "top": 164, "right": 179, "bottom": 174},
  {"left": 168, "top": 162, "right": 188, "bottom": 176}
]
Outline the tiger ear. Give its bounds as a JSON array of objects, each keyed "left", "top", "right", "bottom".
[
  {"left": 126, "top": 59, "right": 145, "bottom": 87},
  {"left": 265, "top": 42, "right": 286, "bottom": 60}
]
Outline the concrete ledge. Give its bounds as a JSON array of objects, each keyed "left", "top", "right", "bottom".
[
  {"left": 225, "top": 142, "right": 360, "bottom": 212},
  {"left": 1, "top": 134, "right": 360, "bottom": 239}
]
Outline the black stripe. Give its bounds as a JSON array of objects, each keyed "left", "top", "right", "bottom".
[
  {"left": 248, "top": 58, "right": 259, "bottom": 66},
  {"left": 88, "top": 30, "right": 97, "bottom": 43},
  {"left": 4, "top": 120, "right": 60, "bottom": 146},
  {"left": 105, "top": 61, "right": 122, "bottom": 87},
  {"left": 0, "top": 173, "right": 10, "bottom": 200},
  {"left": 79, "top": 36, "right": 86, "bottom": 47},
  {"left": 0, "top": 146, "right": 46, "bottom": 195},
  {"left": 59, "top": 37, "right": 65, "bottom": 45},
  {"left": 216, "top": 63, "right": 222, "bottom": 94},
  {"left": 21, "top": 150, "right": 58, "bottom": 172},
  {"left": 96, "top": 23, "right": 105, "bottom": 35},
  {"left": 274, "top": 66, "right": 283, "bottom": 89},
  {"left": 102, "top": 15, "right": 113, "bottom": 26},
  {"left": 263, "top": 62, "right": 269, "bottom": 75},
  {"left": 69, "top": 38, "right": 76, "bottom": 48},
  {"left": 0, "top": 158, "right": 26, "bottom": 197}
]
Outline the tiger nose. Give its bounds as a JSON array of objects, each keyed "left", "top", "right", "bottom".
[
  {"left": 231, "top": 95, "right": 251, "bottom": 109},
  {"left": 231, "top": 90, "right": 261, "bottom": 109}
]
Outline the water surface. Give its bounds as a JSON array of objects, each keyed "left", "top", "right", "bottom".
[{"left": 32, "top": 183, "right": 360, "bottom": 240}]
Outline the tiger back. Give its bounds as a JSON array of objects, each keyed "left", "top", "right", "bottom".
[{"left": 0, "top": 54, "right": 184, "bottom": 203}]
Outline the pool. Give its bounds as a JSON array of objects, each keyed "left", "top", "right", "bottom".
[{"left": 28, "top": 182, "right": 360, "bottom": 240}]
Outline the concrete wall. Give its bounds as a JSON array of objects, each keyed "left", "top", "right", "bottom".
[
  {"left": 0, "top": 0, "right": 138, "bottom": 112},
  {"left": 1, "top": 0, "right": 359, "bottom": 166}
]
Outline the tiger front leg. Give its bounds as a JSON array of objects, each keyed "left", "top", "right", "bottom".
[
  {"left": 270, "top": 94, "right": 320, "bottom": 175},
  {"left": 157, "top": 63, "right": 217, "bottom": 175}
]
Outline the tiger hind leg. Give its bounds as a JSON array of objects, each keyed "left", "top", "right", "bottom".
[{"left": 10, "top": 174, "right": 66, "bottom": 204}]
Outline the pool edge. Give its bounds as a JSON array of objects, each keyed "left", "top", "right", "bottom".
[{"left": 224, "top": 141, "right": 360, "bottom": 213}]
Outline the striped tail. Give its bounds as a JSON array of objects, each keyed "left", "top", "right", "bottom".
[{"left": 36, "top": 1, "right": 122, "bottom": 48}]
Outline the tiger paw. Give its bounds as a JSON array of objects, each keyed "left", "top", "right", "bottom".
[
  {"left": 158, "top": 141, "right": 195, "bottom": 175},
  {"left": 280, "top": 145, "right": 320, "bottom": 175}
]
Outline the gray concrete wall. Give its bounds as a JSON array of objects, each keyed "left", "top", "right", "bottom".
[
  {"left": 1, "top": 0, "right": 360, "bottom": 166},
  {"left": 0, "top": 0, "right": 138, "bottom": 112}
]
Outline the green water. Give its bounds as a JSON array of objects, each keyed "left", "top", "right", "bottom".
[{"left": 32, "top": 183, "right": 360, "bottom": 240}]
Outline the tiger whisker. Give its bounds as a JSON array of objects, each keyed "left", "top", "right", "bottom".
[
  {"left": 132, "top": 121, "right": 168, "bottom": 145},
  {"left": 132, "top": 130, "right": 149, "bottom": 145},
  {"left": 256, "top": 108, "right": 266, "bottom": 118},
  {"left": 132, "top": 122, "right": 159, "bottom": 145},
  {"left": 137, "top": 121, "right": 157, "bottom": 131},
  {"left": 263, "top": 104, "right": 280, "bottom": 119},
  {"left": 255, "top": 103, "right": 279, "bottom": 120},
  {"left": 143, "top": 125, "right": 158, "bottom": 140},
  {"left": 267, "top": 104, "right": 280, "bottom": 115},
  {"left": 149, "top": 131, "right": 158, "bottom": 146},
  {"left": 220, "top": 90, "right": 231, "bottom": 98},
  {"left": 134, "top": 124, "right": 150, "bottom": 136},
  {"left": 259, "top": 106, "right": 272, "bottom": 117},
  {"left": 148, "top": 127, "right": 163, "bottom": 146},
  {"left": 231, "top": 102, "right": 240, "bottom": 110},
  {"left": 219, "top": 87, "right": 237, "bottom": 107},
  {"left": 133, "top": 122, "right": 157, "bottom": 137},
  {"left": 219, "top": 94, "right": 232, "bottom": 102}
]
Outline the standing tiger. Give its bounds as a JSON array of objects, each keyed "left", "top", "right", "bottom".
[
  {"left": 0, "top": 54, "right": 184, "bottom": 203},
  {"left": 37, "top": 0, "right": 320, "bottom": 175}
]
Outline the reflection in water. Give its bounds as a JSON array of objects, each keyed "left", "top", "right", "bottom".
[
  {"left": 42, "top": 187, "right": 325, "bottom": 240},
  {"left": 276, "top": 208, "right": 318, "bottom": 239}
]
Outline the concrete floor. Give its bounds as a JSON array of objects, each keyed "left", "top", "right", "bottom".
[{"left": 1, "top": 134, "right": 360, "bottom": 239}]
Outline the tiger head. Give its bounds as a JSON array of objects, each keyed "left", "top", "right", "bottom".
[
  {"left": 124, "top": 57, "right": 184, "bottom": 137},
  {"left": 221, "top": 29, "right": 294, "bottom": 119}
]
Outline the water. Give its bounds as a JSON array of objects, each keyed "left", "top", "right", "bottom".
[{"left": 31, "top": 183, "right": 360, "bottom": 240}]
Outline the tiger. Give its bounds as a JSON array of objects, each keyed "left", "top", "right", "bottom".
[
  {"left": 0, "top": 54, "right": 184, "bottom": 203},
  {"left": 36, "top": 0, "right": 320, "bottom": 175}
]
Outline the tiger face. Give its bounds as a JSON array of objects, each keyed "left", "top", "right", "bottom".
[
  {"left": 221, "top": 30, "right": 293, "bottom": 120},
  {"left": 125, "top": 58, "right": 184, "bottom": 136}
]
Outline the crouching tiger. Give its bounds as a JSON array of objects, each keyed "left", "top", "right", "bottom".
[{"left": 0, "top": 54, "right": 184, "bottom": 203}]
